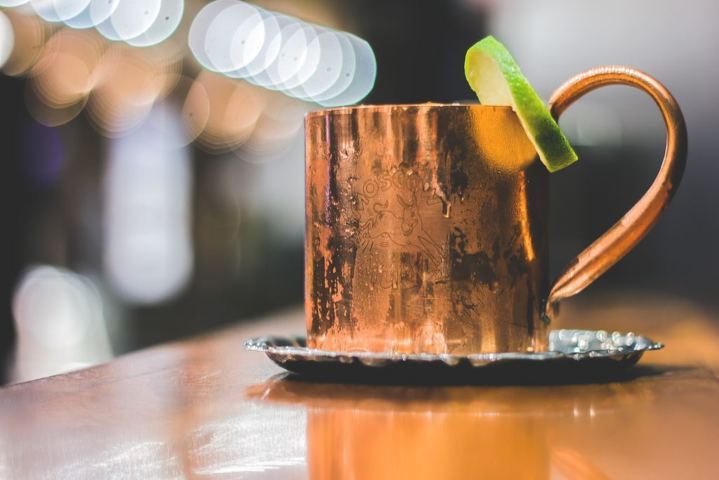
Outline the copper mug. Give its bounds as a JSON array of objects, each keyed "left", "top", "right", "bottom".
[{"left": 305, "top": 66, "right": 686, "bottom": 355}]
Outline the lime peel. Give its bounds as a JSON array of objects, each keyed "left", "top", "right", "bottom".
[{"left": 465, "top": 36, "right": 577, "bottom": 172}]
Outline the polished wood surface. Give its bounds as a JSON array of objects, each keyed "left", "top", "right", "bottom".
[{"left": 1, "top": 294, "right": 718, "bottom": 479}]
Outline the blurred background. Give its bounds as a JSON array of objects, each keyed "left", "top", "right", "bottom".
[{"left": 0, "top": 0, "right": 717, "bottom": 385}]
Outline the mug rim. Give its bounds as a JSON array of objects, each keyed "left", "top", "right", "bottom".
[{"left": 305, "top": 102, "right": 513, "bottom": 119}]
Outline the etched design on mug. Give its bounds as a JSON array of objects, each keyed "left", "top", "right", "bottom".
[{"left": 354, "top": 168, "right": 444, "bottom": 266}]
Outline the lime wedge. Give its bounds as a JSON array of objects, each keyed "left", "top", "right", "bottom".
[{"left": 465, "top": 36, "right": 577, "bottom": 172}]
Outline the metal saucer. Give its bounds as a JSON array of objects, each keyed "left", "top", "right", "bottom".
[{"left": 245, "top": 330, "right": 663, "bottom": 384}]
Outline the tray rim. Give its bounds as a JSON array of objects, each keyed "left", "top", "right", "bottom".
[{"left": 245, "top": 329, "right": 663, "bottom": 367}]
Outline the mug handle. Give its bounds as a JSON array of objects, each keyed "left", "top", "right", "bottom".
[{"left": 544, "top": 66, "right": 687, "bottom": 319}]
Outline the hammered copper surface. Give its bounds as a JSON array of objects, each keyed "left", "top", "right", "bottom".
[{"left": 305, "top": 104, "right": 546, "bottom": 354}]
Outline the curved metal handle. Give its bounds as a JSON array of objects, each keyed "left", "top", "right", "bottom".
[{"left": 545, "top": 66, "right": 687, "bottom": 319}]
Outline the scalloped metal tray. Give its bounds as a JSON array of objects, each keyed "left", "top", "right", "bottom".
[{"left": 245, "top": 330, "right": 663, "bottom": 383}]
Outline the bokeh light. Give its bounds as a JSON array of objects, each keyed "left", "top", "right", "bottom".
[
  {"left": 285, "top": 28, "right": 343, "bottom": 100},
  {"left": 87, "top": 45, "right": 181, "bottom": 135},
  {"left": 0, "top": 0, "right": 30, "bottom": 7},
  {"left": 239, "top": 11, "right": 289, "bottom": 86},
  {"left": 64, "top": 0, "right": 120, "bottom": 30},
  {"left": 189, "top": 0, "right": 377, "bottom": 106},
  {"left": 25, "top": 83, "right": 87, "bottom": 126},
  {"left": 149, "top": 74, "right": 211, "bottom": 149},
  {"left": 227, "top": 8, "right": 282, "bottom": 82},
  {"left": 103, "top": 103, "right": 194, "bottom": 305},
  {"left": 188, "top": 0, "right": 238, "bottom": 72},
  {"left": 203, "top": 0, "right": 264, "bottom": 73},
  {"left": 0, "top": 11, "right": 14, "bottom": 69},
  {"left": 319, "top": 33, "right": 376, "bottom": 107},
  {"left": 238, "top": 91, "right": 309, "bottom": 159},
  {"left": 29, "top": 28, "right": 105, "bottom": 108},
  {"left": 301, "top": 31, "right": 355, "bottom": 104},
  {"left": 95, "top": 0, "right": 161, "bottom": 42},
  {"left": 12, "top": 265, "right": 112, "bottom": 382},
  {"left": 1, "top": 9, "right": 47, "bottom": 76},
  {"left": 271, "top": 22, "right": 317, "bottom": 91},
  {"left": 125, "top": 0, "right": 183, "bottom": 48},
  {"left": 0, "top": 0, "right": 378, "bottom": 152},
  {"left": 6, "top": 0, "right": 181, "bottom": 48},
  {"left": 14, "top": 266, "right": 98, "bottom": 350},
  {"left": 31, "top": 0, "right": 92, "bottom": 23},
  {"left": 194, "top": 70, "right": 264, "bottom": 152}
]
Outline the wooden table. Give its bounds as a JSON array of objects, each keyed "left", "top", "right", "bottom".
[{"left": 1, "top": 294, "right": 719, "bottom": 479}]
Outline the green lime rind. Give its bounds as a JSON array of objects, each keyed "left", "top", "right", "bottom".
[{"left": 465, "top": 36, "right": 577, "bottom": 173}]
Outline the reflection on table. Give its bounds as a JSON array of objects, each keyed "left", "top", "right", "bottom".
[{"left": 1, "top": 295, "right": 718, "bottom": 479}]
